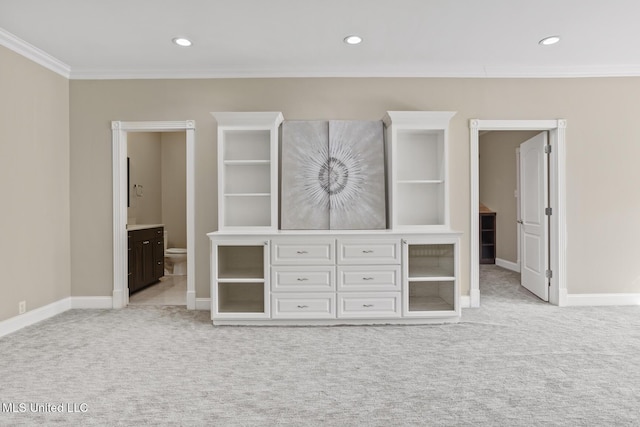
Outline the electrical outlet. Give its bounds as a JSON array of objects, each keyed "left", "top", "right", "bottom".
[{"left": 18, "top": 301, "right": 26, "bottom": 315}]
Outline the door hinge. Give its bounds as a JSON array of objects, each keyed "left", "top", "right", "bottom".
[
  {"left": 545, "top": 270, "right": 553, "bottom": 279},
  {"left": 544, "top": 144, "right": 552, "bottom": 154},
  {"left": 545, "top": 207, "right": 552, "bottom": 215}
]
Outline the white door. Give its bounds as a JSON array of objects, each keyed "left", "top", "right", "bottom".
[{"left": 519, "top": 132, "right": 549, "bottom": 301}]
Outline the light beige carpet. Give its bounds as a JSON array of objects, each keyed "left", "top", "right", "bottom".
[{"left": 1, "top": 265, "right": 639, "bottom": 426}]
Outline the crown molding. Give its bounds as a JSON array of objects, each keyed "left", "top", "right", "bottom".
[
  {"left": 0, "top": 27, "right": 70, "bottom": 78},
  {"left": 69, "top": 64, "right": 640, "bottom": 80}
]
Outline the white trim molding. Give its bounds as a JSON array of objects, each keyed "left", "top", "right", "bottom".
[
  {"left": 195, "top": 298, "right": 212, "bottom": 311},
  {"left": 470, "top": 119, "right": 567, "bottom": 307},
  {"left": 70, "top": 65, "right": 640, "bottom": 81},
  {"left": 495, "top": 258, "right": 520, "bottom": 273},
  {"left": 111, "top": 120, "right": 197, "bottom": 310},
  {"left": 0, "top": 298, "right": 71, "bottom": 339},
  {"left": 0, "top": 27, "right": 71, "bottom": 78},
  {"left": 566, "top": 294, "right": 640, "bottom": 307}
]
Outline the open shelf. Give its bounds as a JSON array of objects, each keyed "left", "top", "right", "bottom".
[
  {"left": 396, "top": 130, "right": 443, "bottom": 182},
  {"left": 218, "top": 282, "right": 265, "bottom": 313},
  {"left": 224, "top": 196, "right": 271, "bottom": 227},
  {"left": 408, "top": 281, "right": 455, "bottom": 312},
  {"left": 396, "top": 183, "right": 444, "bottom": 226},
  {"left": 224, "top": 163, "right": 270, "bottom": 194},
  {"left": 407, "top": 244, "right": 454, "bottom": 278},
  {"left": 218, "top": 245, "right": 264, "bottom": 279},
  {"left": 222, "top": 130, "right": 271, "bottom": 161}
]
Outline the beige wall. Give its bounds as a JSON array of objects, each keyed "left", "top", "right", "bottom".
[
  {"left": 479, "top": 131, "right": 541, "bottom": 264},
  {"left": 161, "top": 132, "right": 186, "bottom": 249},
  {"left": 0, "top": 46, "right": 70, "bottom": 321},
  {"left": 127, "top": 132, "right": 162, "bottom": 225},
  {"left": 69, "top": 77, "right": 640, "bottom": 299}
]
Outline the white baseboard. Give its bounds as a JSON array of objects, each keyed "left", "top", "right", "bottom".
[
  {"left": 495, "top": 258, "right": 520, "bottom": 273},
  {"left": 195, "top": 298, "right": 211, "bottom": 311},
  {"left": 0, "top": 297, "right": 71, "bottom": 339},
  {"left": 0, "top": 296, "right": 116, "bottom": 339},
  {"left": 71, "top": 296, "right": 113, "bottom": 309},
  {"left": 565, "top": 293, "right": 640, "bottom": 307}
]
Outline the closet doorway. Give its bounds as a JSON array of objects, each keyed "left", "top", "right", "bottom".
[
  {"left": 111, "top": 121, "right": 196, "bottom": 309},
  {"left": 470, "top": 120, "right": 567, "bottom": 307}
]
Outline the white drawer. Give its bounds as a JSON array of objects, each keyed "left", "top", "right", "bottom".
[
  {"left": 271, "top": 293, "right": 336, "bottom": 319},
  {"left": 337, "top": 239, "right": 401, "bottom": 265},
  {"left": 337, "top": 265, "right": 400, "bottom": 291},
  {"left": 337, "top": 292, "right": 401, "bottom": 318},
  {"left": 272, "top": 266, "right": 336, "bottom": 292},
  {"left": 271, "top": 239, "right": 335, "bottom": 265}
]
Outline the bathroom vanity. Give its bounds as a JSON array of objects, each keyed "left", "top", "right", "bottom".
[{"left": 128, "top": 225, "right": 164, "bottom": 294}]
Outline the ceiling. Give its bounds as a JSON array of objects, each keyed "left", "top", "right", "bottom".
[{"left": 1, "top": 0, "right": 640, "bottom": 79}]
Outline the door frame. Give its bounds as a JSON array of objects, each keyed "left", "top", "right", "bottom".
[
  {"left": 111, "top": 120, "right": 196, "bottom": 309},
  {"left": 470, "top": 119, "right": 567, "bottom": 307}
]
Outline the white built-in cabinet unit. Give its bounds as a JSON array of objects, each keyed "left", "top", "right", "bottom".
[{"left": 209, "top": 111, "right": 460, "bottom": 326}]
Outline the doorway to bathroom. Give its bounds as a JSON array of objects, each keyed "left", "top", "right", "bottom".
[
  {"left": 126, "top": 131, "right": 187, "bottom": 306},
  {"left": 111, "top": 121, "right": 196, "bottom": 309}
]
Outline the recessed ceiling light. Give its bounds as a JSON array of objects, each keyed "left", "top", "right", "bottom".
[
  {"left": 539, "top": 36, "right": 560, "bottom": 46},
  {"left": 172, "top": 37, "right": 192, "bottom": 47},
  {"left": 343, "top": 35, "right": 363, "bottom": 45}
]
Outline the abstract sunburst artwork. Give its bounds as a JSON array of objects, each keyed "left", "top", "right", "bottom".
[{"left": 281, "top": 120, "right": 386, "bottom": 230}]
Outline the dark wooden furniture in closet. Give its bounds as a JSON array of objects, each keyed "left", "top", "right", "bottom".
[
  {"left": 128, "top": 226, "right": 164, "bottom": 294},
  {"left": 479, "top": 204, "right": 496, "bottom": 264}
]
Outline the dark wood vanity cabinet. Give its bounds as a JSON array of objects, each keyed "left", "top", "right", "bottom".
[{"left": 128, "top": 227, "right": 164, "bottom": 294}]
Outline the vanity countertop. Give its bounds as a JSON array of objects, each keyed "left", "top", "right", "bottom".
[{"left": 127, "top": 224, "right": 164, "bottom": 231}]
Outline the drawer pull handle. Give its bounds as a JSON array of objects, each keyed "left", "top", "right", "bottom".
[
  {"left": 362, "top": 304, "right": 374, "bottom": 308},
  {"left": 296, "top": 250, "right": 308, "bottom": 254},
  {"left": 143, "top": 240, "right": 150, "bottom": 245},
  {"left": 297, "top": 278, "right": 308, "bottom": 281},
  {"left": 362, "top": 277, "right": 374, "bottom": 281},
  {"left": 362, "top": 250, "right": 374, "bottom": 254},
  {"left": 297, "top": 305, "right": 309, "bottom": 309}
]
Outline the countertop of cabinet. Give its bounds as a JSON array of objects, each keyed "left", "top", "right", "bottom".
[
  {"left": 127, "top": 224, "right": 164, "bottom": 231},
  {"left": 479, "top": 203, "right": 495, "bottom": 214}
]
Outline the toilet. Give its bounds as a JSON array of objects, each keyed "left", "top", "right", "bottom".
[{"left": 164, "top": 231, "right": 187, "bottom": 275}]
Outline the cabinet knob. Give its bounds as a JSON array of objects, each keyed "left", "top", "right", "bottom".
[
  {"left": 362, "top": 250, "right": 374, "bottom": 254},
  {"left": 143, "top": 240, "right": 150, "bottom": 245},
  {"left": 297, "top": 305, "right": 309, "bottom": 309},
  {"left": 362, "top": 277, "right": 374, "bottom": 281},
  {"left": 296, "top": 250, "right": 308, "bottom": 254},
  {"left": 297, "top": 278, "right": 309, "bottom": 281},
  {"left": 362, "top": 304, "right": 374, "bottom": 308}
]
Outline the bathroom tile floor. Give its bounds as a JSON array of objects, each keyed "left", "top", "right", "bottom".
[{"left": 128, "top": 275, "right": 187, "bottom": 306}]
